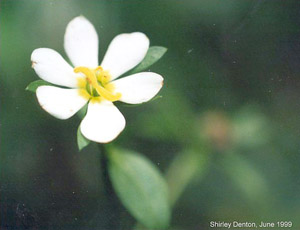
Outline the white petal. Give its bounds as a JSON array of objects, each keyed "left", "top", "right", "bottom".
[
  {"left": 80, "top": 101, "right": 126, "bottom": 143},
  {"left": 101, "top": 32, "right": 149, "bottom": 80},
  {"left": 64, "top": 16, "right": 99, "bottom": 68},
  {"left": 112, "top": 72, "right": 163, "bottom": 104},
  {"left": 31, "top": 48, "right": 80, "bottom": 88},
  {"left": 36, "top": 86, "right": 88, "bottom": 120}
]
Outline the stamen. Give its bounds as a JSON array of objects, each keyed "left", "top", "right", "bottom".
[
  {"left": 95, "top": 66, "right": 103, "bottom": 71},
  {"left": 74, "top": 67, "right": 98, "bottom": 86},
  {"left": 74, "top": 66, "right": 121, "bottom": 102}
]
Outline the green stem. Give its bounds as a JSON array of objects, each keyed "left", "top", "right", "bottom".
[{"left": 99, "top": 144, "right": 121, "bottom": 230}]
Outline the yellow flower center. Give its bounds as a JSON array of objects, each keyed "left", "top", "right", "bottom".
[{"left": 74, "top": 66, "right": 121, "bottom": 103}]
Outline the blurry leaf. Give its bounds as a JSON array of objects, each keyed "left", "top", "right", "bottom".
[
  {"left": 108, "top": 148, "right": 170, "bottom": 229},
  {"left": 77, "top": 126, "right": 90, "bottom": 151},
  {"left": 221, "top": 152, "right": 269, "bottom": 203},
  {"left": 25, "top": 80, "right": 53, "bottom": 93},
  {"left": 166, "top": 148, "right": 210, "bottom": 206},
  {"left": 130, "top": 46, "right": 167, "bottom": 74},
  {"left": 232, "top": 106, "right": 271, "bottom": 149}
]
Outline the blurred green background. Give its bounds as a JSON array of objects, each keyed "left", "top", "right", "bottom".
[{"left": 1, "top": 0, "right": 300, "bottom": 229}]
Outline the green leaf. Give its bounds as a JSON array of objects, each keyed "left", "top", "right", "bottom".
[
  {"left": 25, "top": 80, "right": 53, "bottom": 93},
  {"left": 77, "top": 103, "right": 88, "bottom": 119},
  {"left": 77, "top": 126, "right": 90, "bottom": 151},
  {"left": 130, "top": 46, "right": 167, "bottom": 74},
  {"left": 108, "top": 148, "right": 170, "bottom": 229}
]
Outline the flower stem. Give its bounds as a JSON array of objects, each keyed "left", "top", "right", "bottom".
[{"left": 99, "top": 144, "right": 121, "bottom": 230}]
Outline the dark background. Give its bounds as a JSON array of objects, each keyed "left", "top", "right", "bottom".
[{"left": 1, "top": 0, "right": 300, "bottom": 229}]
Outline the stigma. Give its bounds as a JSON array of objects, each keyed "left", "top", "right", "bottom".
[{"left": 74, "top": 66, "right": 121, "bottom": 102}]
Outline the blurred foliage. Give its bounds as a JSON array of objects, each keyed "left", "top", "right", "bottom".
[{"left": 1, "top": 0, "right": 300, "bottom": 229}]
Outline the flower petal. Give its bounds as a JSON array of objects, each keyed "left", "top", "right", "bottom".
[
  {"left": 64, "top": 16, "right": 99, "bottom": 68},
  {"left": 31, "top": 48, "right": 80, "bottom": 88},
  {"left": 112, "top": 72, "right": 163, "bottom": 104},
  {"left": 80, "top": 101, "right": 126, "bottom": 143},
  {"left": 36, "top": 86, "right": 88, "bottom": 119},
  {"left": 101, "top": 32, "right": 149, "bottom": 80}
]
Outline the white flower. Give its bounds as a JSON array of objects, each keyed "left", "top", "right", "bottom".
[{"left": 31, "top": 16, "right": 163, "bottom": 143}]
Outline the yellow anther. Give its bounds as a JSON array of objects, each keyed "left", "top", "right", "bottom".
[
  {"left": 74, "top": 67, "right": 98, "bottom": 86},
  {"left": 94, "top": 84, "right": 121, "bottom": 102},
  {"left": 95, "top": 66, "right": 103, "bottom": 71},
  {"left": 95, "top": 67, "right": 110, "bottom": 85},
  {"left": 74, "top": 66, "right": 121, "bottom": 102}
]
